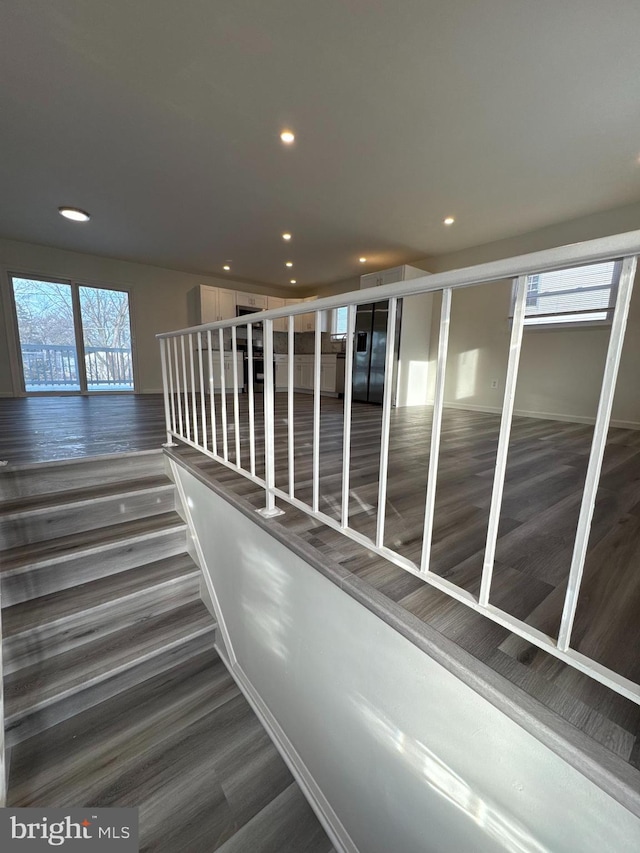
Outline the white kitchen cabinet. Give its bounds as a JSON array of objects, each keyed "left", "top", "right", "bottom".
[
  {"left": 194, "top": 286, "right": 237, "bottom": 323},
  {"left": 237, "top": 292, "right": 267, "bottom": 310},
  {"left": 268, "top": 296, "right": 287, "bottom": 332},
  {"left": 291, "top": 354, "right": 340, "bottom": 394},
  {"left": 211, "top": 352, "right": 244, "bottom": 391},
  {"left": 274, "top": 354, "right": 288, "bottom": 390},
  {"left": 321, "top": 361, "right": 337, "bottom": 393},
  {"left": 360, "top": 264, "right": 426, "bottom": 290}
]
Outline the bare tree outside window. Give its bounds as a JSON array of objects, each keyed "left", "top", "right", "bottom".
[{"left": 12, "top": 277, "right": 134, "bottom": 392}]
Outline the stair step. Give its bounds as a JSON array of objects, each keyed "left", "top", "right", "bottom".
[
  {"left": 5, "top": 600, "right": 215, "bottom": 746},
  {"left": 0, "top": 449, "right": 165, "bottom": 503},
  {"left": 216, "top": 782, "right": 334, "bottom": 853},
  {"left": 8, "top": 648, "right": 239, "bottom": 807},
  {"left": 3, "top": 553, "right": 201, "bottom": 672},
  {"left": 0, "top": 476, "right": 175, "bottom": 550},
  {"left": 1, "top": 512, "right": 188, "bottom": 606}
]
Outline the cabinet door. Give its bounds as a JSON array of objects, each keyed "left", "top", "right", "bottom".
[
  {"left": 320, "top": 364, "right": 337, "bottom": 392},
  {"left": 201, "top": 288, "right": 219, "bottom": 323},
  {"left": 301, "top": 362, "right": 314, "bottom": 389},
  {"left": 274, "top": 359, "right": 288, "bottom": 389},
  {"left": 294, "top": 361, "right": 304, "bottom": 388},
  {"left": 268, "top": 297, "right": 286, "bottom": 332},
  {"left": 218, "top": 290, "right": 237, "bottom": 321},
  {"left": 223, "top": 358, "right": 236, "bottom": 391}
]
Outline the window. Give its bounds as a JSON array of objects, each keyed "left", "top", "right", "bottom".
[
  {"left": 331, "top": 306, "right": 349, "bottom": 338},
  {"left": 513, "top": 260, "right": 621, "bottom": 328},
  {"left": 10, "top": 275, "right": 134, "bottom": 393}
]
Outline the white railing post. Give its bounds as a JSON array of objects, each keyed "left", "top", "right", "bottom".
[
  {"left": 247, "top": 323, "right": 256, "bottom": 476},
  {"left": 173, "top": 338, "right": 183, "bottom": 438},
  {"left": 420, "top": 288, "right": 452, "bottom": 573},
  {"left": 478, "top": 275, "right": 528, "bottom": 606},
  {"left": 288, "top": 315, "right": 295, "bottom": 498},
  {"left": 160, "top": 338, "right": 178, "bottom": 447},
  {"left": 257, "top": 318, "right": 284, "bottom": 518},
  {"left": 557, "top": 254, "right": 638, "bottom": 651},
  {"left": 207, "top": 330, "right": 218, "bottom": 456},
  {"left": 375, "top": 297, "right": 398, "bottom": 548},
  {"left": 218, "top": 328, "right": 229, "bottom": 462},
  {"left": 232, "top": 326, "right": 241, "bottom": 466},
  {"left": 313, "top": 310, "right": 322, "bottom": 513},
  {"left": 341, "top": 304, "right": 356, "bottom": 528}
]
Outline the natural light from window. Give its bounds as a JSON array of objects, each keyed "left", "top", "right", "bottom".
[{"left": 515, "top": 261, "right": 620, "bottom": 328}]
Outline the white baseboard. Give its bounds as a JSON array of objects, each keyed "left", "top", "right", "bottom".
[
  {"left": 443, "top": 401, "right": 640, "bottom": 431},
  {"left": 215, "top": 643, "right": 358, "bottom": 853}
]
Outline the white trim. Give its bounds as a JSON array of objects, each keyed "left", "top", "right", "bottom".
[
  {"left": 215, "top": 643, "right": 357, "bottom": 853},
  {"left": 167, "top": 459, "right": 237, "bottom": 668},
  {"left": 442, "top": 401, "right": 640, "bottom": 431}
]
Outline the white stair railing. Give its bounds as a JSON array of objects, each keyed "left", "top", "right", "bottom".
[{"left": 158, "top": 230, "right": 640, "bottom": 705}]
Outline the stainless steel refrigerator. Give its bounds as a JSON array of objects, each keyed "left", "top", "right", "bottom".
[{"left": 352, "top": 301, "right": 402, "bottom": 404}]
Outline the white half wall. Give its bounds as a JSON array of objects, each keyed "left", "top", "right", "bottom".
[{"left": 172, "top": 461, "right": 640, "bottom": 853}]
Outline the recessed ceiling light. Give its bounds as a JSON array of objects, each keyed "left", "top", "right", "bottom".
[
  {"left": 223, "top": 265, "right": 231, "bottom": 271},
  {"left": 282, "top": 232, "right": 292, "bottom": 241},
  {"left": 280, "top": 130, "right": 295, "bottom": 144},
  {"left": 285, "top": 261, "right": 293, "bottom": 267},
  {"left": 58, "top": 206, "right": 90, "bottom": 222},
  {"left": 443, "top": 216, "right": 455, "bottom": 226},
  {"left": 290, "top": 279, "right": 297, "bottom": 284},
  {"left": 359, "top": 257, "right": 367, "bottom": 263}
]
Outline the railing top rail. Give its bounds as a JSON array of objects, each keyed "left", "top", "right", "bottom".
[{"left": 157, "top": 229, "right": 640, "bottom": 338}]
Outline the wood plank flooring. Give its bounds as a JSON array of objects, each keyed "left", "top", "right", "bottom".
[
  {"left": 8, "top": 648, "right": 334, "bottom": 853},
  {"left": 2, "top": 394, "right": 640, "bottom": 773}
]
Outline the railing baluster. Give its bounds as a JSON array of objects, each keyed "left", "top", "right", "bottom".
[
  {"left": 181, "top": 336, "right": 190, "bottom": 440},
  {"left": 207, "top": 330, "right": 218, "bottom": 456},
  {"left": 341, "top": 304, "right": 355, "bottom": 528},
  {"left": 478, "top": 276, "right": 528, "bottom": 606},
  {"left": 219, "top": 328, "right": 228, "bottom": 462},
  {"left": 198, "top": 332, "right": 207, "bottom": 451},
  {"left": 420, "top": 288, "right": 452, "bottom": 573},
  {"left": 160, "top": 338, "right": 175, "bottom": 446},
  {"left": 312, "top": 310, "right": 322, "bottom": 513},
  {"left": 189, "top": 333, "right": 198, "bottom": 445},
  {"left": 173, "top": 337, "right": 183, "bottom": 437},
  {"left": 257, "top": 318, "right": 284, "bottom": 517},
  {"left": 557, "top": 254, "right": 638, "bottom": 650},
  {"left": 288, "top": 315, "right": 295, "bottom": 498},
  {"left": 247, "top": 323, "right": 256, "bottom": 476},
  {"left": 232, "top": 326, "right": 241, "bottom": 467},
  {"left": 375, "top": 297, "right": 398, "bottom": 548}
]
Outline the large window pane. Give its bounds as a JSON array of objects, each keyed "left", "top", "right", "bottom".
[
  {"left": 12, "top": 277, "right": 81, "bottom": 392},
  {"left": 79, "top": 286, "right": 134, "bottom": 391}
]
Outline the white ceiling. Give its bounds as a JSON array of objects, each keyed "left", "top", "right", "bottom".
[{"left": 1, "top": 0, "right": 640, "bottom": 289}]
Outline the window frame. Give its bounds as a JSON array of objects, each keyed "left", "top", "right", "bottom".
[{"left": 512, "top": 259, "right": 622, "bottom": 331}]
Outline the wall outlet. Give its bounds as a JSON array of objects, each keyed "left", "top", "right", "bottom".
[{"left": 490, "top": 379, "right": 498, "bottom": 389}]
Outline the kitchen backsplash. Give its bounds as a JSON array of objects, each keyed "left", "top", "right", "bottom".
[{"left": 273, "top": 331, "right": 344, "bottom": 354}]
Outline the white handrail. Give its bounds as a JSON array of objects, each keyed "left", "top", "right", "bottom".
[{"left": 157, "top": 231, "right": 640, "bottom": 705}]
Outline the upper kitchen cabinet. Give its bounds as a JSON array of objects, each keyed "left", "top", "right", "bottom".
[
  {"left": 236, "top": 292, "right": 267, "bottom": 311},
  {"left": 192, "top": 285, "right": 237, "bottom": 324},
  {"left": 359, "top": 264, "right": 427, "bottom": 289},
  {"left": 295, "top": 296, "right": 328, "bottom": 333},
  {"left": 268, "top": 296, "right": 287, "bottom": 332}
]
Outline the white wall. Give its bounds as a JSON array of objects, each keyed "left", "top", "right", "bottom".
[
  {"left": 422, "top": 203, "right": 640, "bottom": 426},
  {"left": 174, "top": 464, "right": 640, "bottom": 853},
  {"left": 0, "top": 237, "right": 288, "bottom": 395}
]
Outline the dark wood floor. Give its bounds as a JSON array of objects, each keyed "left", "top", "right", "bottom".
[
  {"left": 2, "top": 393, "right": 640, "bottom": 773},
  {"left": 0, "top": 395, "right": 167, "bottom": 463}
]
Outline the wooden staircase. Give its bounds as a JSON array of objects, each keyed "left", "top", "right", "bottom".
[{"left": 0, "top": 449, "right": 334, "bottom": 852}]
